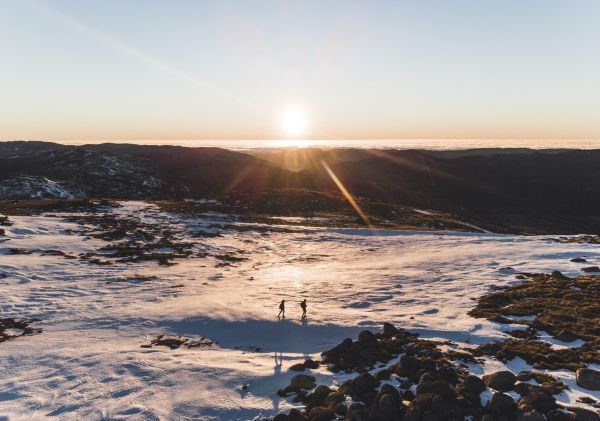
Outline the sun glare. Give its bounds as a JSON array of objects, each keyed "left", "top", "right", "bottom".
[{"left": 280, "top": 107, "right": 308, "bottom": 138}]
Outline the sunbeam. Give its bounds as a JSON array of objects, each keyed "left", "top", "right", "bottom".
[{"left": 321, "top": 160, "right": 372, "bottom": 228}]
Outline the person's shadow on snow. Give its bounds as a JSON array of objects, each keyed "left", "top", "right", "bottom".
[{"left": 271, "top": 352, "right": 283, "bottom": 414}]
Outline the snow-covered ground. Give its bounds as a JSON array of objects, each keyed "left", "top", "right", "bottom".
[{"left": 0, "top": 202, "right": 599, "bottom": 420}]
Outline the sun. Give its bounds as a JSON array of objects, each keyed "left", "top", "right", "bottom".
[{"left": 280, "top": 106, "right": 308, "bottom": 138}]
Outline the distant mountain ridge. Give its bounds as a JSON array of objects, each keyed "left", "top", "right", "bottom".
[{"left": 2, "top": 141, "right": 600, "bottom": 233}]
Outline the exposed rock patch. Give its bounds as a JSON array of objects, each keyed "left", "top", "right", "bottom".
[
  {"left": 141, "top": 335, "right": 214, "bottom": 350},
  {"left": 267, "top": 322, "right": 587, "bottom": 421},
  {"left": 0, "top": 318, "right": 42, "bottom": 343}
]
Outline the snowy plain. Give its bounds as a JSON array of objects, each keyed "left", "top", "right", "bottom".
[{"left": 0, "top": 202, "right": 599, "bottom": 420}]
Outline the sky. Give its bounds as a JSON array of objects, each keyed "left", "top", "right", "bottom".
[{"left": 1, "top": 0, "right": 600, "bottom": 143}]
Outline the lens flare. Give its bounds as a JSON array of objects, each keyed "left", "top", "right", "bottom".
[{"left": 321, "top": 160, "right": 372, "bottom": 228}]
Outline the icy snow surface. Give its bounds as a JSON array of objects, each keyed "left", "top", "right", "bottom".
[{"left": 0, "top": 201, "right": 599, "bottom": 420}]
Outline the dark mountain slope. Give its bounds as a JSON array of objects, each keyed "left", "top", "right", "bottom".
[{"left": 2, "top": 141, "right": 600, "bottom": 233}]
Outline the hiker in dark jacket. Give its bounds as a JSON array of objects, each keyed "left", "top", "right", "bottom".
[
  {"left": 278, "top": 300, "right": 285, "bottom": 318},
  {"left": 300, "top": 299, "right": 307, "bottom": 318}
]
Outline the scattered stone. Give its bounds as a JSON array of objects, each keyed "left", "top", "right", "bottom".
[
  {"left": 576, "top": 368, "right": 600, "bottom": 391},
  {"left": 289, "top": 358, "right": 320, "bottom": 372},
  {"left": 518, "top": 386, "right": 556, "bottom": 413},
  {"left": 577, "top": 396, "right": 599, "bottom": 407},
  {"left": 563, "top": 406, "right": 600, "bottom": 421},
  {"left": 382, "top": 322, "right": 400, "bottom": 337},
  {"left": 581, "top": 266, "right": 600, "bottom": 273},
  {"left": 555, "top": 329, "right": 579, "bottom": 343},
  {"left": 277, "top": 375, "right": 316, "bottom": 397},
  {"left": 487, "top": 392, "right": 516, "bottom": 415},
  {"left": 483, "top": 371, "right": 517, "bottom": 391},
  {"left": 571, "top": 257, "right": 587, "bottom": 263}
]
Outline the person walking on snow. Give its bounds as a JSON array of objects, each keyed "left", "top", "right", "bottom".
[
  {"left": 300, "top": 299, "right": 307, "bottom": 318},
  {"left": 278, "top": 300, "right": 285, "bottom": 318}
]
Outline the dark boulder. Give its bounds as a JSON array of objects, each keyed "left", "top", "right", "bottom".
[
  {"left": 416, "top": 380, "right": 455, "bottom": 398},
  {"left": 483, "top": 371, "right": 517, "bottom": 391},
  {"left": 555, "top": 329, "right": 578, "bottom": 343},
  {"left": 576, "top": 368, "right": 600, "bottom": 391},
  {"left": 382, "top": 322, "right": 400, "bottom": 337},
  {"left": 551, "top": 271, "right": 570, "bottom": 279},
  {"left": 358, "top": 330, "right": 378, "bottom": 346},
  {"left": 518, "top": 387, "right": 556, "bottom": 413},
  {"left": 369, "top": 384, "right": 405, "bottom": 421},
  {"left": 291, "top": 375, "right": 316, "bottom": 390},
  {"left": 565, "top": 406, "right": 600, "bottom": 421},
  {"left": 462, "top": 375, "right": 487, "bottom": 395},
  {"left": 289, "top": 363, "right": 306, "bottom": 372},
  {"left": 287, "top": 409, "right": 308, "bottom": 421},
  {"left": 307, "top": 406, "right": 334, "bottom": 421},
  {"left": 488, "top": 392, "right": 516, "bottom": 415}
]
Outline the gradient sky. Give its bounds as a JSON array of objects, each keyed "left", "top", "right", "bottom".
[{"left": 1, "top": 0, "right": 600, "bottom": 142}]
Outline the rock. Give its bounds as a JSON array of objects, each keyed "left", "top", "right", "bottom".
[
  {"left": 358, "top": 330, "right": 378, "bottom": 345},
  {"left": 488, "top": 392, "right": 516, "bottom": 415},
  {"left": 382, "top": 322, "right": 400, "bottom": 337},
  {"left": 566, "top": 406, "right": 600, "bottom": 421},
  {"left": 368, "top": 384, "right": 405, "bottom": 420},
  {"left": 462, "top": 375, "right": 487, "bottom": 395},
  {"left": 289, "top": 358, "right": 320, "bottom": 372},
  {"left": 291, "top": 374, "right": 317, "bottom": 391},
  {"left": 324, "top": 391, "right": 345, "bottom": 406},
  {"left": 304, "top": 358, "right": 320, "bottom": 369},
  {"left": 518, "top": 387, "right": 556, "bottom": 413},
  {"left": 399, "top": 354, "right": 419, "bottom": 372},
  {"left": 273, "top": 414, "right": 289, "bottom": 421},
  {"left": 305, "top": 385, "right": 331, "bottom": 408},
  {"left": 581, "top": 266, "right": 600, "bottom": 273},
  {"left": 416, "top": 380, "right": 455, "bottom": 398},
  {"left": 347, "top": 372, "right": 379, "bottom": 396},
  {"left": 429, "top": 393, "right": 463, "bottom": 419},
  {"left": 287, "top": 410, "right": 308, "bottom": 421},
  {"left": 483, "top": 371, "right": 517, "bottom": 391},
  {"left": 547, "top": 410, "right": 577, "bottom": 421},
  {"left": 555, "top": 329, "right": 578, "bottom": 343},
  {"left": 576, "top": 368, "right": 600, "bottom": 391},
  {"left": 516, "top": 408, "right": 546, "bottom": 421},
  {"left": 307, "top": 406, "right": 334, "bottom": 421},
  {"left": 289, "top": 363, "right": 306, "bottom": 372},
  {"left": 374, "top": 393, "right": 403, "bottom": 418},
  {"left": 551, "top": 271, "right": 570, "bottom": 279},
  {"left": 334, "top": 403, "right": 347, "bottom": 417},
  {"left": 346, "top": 403, "right": 370, "bottom": 421},
  {"left": 570, "top": 257, "right": 587, "bottom": 263}
]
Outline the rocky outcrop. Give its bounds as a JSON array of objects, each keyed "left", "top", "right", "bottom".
[{"left": 267, "top": 323, "right": 591, "bottom": 421}]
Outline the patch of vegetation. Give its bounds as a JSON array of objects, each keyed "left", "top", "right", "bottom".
[
  {"left": 0, "top": 199, "right": 118, "bottom": 216},
  {"left": 469, "top": 272, "right": 600, "bottom": 371},
  {"left": 552, "top": 235, "right": 600, "bottom": 244}
]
